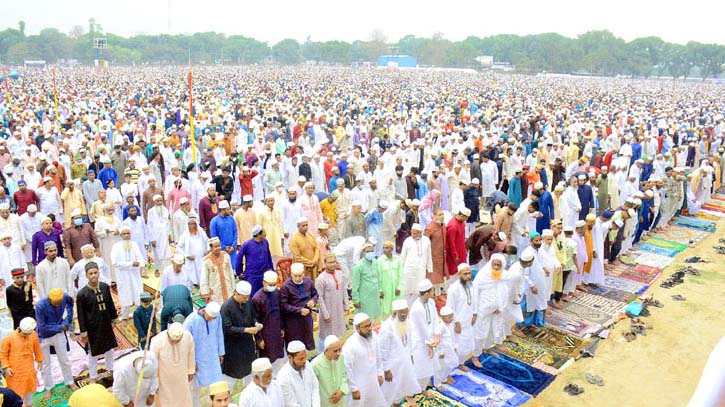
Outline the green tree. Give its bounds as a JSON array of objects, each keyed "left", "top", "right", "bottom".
[
  {"left": 272, "top": 39, "right": 302, "bottom": 65},
  {"left": 665, "top": 44, "right": 691, "bottom": 79},
  {"left": 17, "top": 21, "right": 25, "bottom": 38}
]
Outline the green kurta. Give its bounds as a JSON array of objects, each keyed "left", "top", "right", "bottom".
[
  {"left": 311, "top": 353, "right": 349, "bottom": 407},
  {"left": 351, "top": 258, "right": 381, "bottom": 321},
  {"left": 377, "top": 255, "right": 402, "bottom": 319},
  {"left": 596, "top": 175, "right": 610, "bottom": 215}
]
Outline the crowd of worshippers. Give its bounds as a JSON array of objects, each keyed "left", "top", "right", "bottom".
[{"left": 0, "top": 67, "right": 723, "bottom": 406}]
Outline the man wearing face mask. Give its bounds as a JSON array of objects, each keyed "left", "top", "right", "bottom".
[
  {"left": 63, "top": 209, "right": 99, "bottom": 268},
  {"left": 280, "top": 262, "right": 318, "bottom": 351},
  {"left": 351, "top": 242, "right": 381, "bottom": 321},
  {"left": 252, "top": 271, "right": 286, "bottom": 371}
]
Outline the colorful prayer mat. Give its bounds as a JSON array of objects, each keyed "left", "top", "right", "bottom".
[
  {"left": 532, "top": 361, "right": 561, "bottom": 376},
  {"left": 605, "top": 263, "right": 663, "bottom": 285},
  {"left": 192, "top": 293, "right": 207, "bottom": 309},
  {"left": 636, "top": 243, "right": 679, "bottom": 257},
  {"left": 603, "top": 275, "right": 649, "bottom": 294},
  {"left": 556, "top": 302, "right": 616, "bottom": 325},
  {"left": 498, "top": 335, "right": 570, "bottom": 369},
  {"left": 546, "top": 310, "right": 602, "bottom": 338},
  {"left": 437, "top": 369, "right": 531, "bottom": 407},
  {"left": 74, "top": 367, "right": 114, "bottom": 388},
  {"left": 113, "top": 325, "right": 136, "bottom": 350},
  {"left": 400, "top": 388, "right": 468, "bottom": 407},
  {"left": 649, "top": 226, "right": 711, "bottom": 247},
  {"left": 673, "top": 216, "right": 717, "bottom": 233},
  {"left": 711, "top": 194, "right": 725, "bottom": 201},
  {"left": 619, "top": 251, "right": 674, "bottom": 268},
  {"left": 114, "top": 321, "right": 139, "bottom": 348},
  {"left": 586, "top": 285, "right": 637, "bottom": 303},
  {"left": 32, "top": 384, "right": 73, "bottom": 407},
  {"left": 643, "top": 237, "right": 689, "bottom": 253},
  {"left": 520, "top": 326, "right": 589, "bottom": 359},
  {"left": 694, "top": 212, "right": 722, "bottom": 221},
  {"left": 571, "top": 292, "right": 628, "bottom": 316},
  {"left": 701, "top": 202, "right": 725, "bottom": 213},
  {"left": 467, "top": 353, "right": 556, "bottom": 396}
]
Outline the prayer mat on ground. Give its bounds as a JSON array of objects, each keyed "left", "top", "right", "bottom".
[
  {"left": 711, "top": 194, "right": 725, "bottom": 201},
  {"left": 643, "top": 237, "right": 689, "bottom": 253},
  {"left": 606, "top": 264, "right": 663, "bottom": 285},
  {"left": 437, "top": 369, "right": 531, "bottom": 407},
  {"left": 520, "top": 326, "right": 589, "bottom": 359},
  {"left": 114, "top": 321, "right": 139, "bottom": 348},
  {"left": 699, "top": 209, "right": 725, "bottom": 218},
  {"left": 701, "top": 203, "right": 725, "bottom": 214},
  {"left": 466, "top": 353, "right": 556, "bottom": 396},
  {"left": 635, "top": 243, "right": 679, "bottom": 257},
  {"left": 532, "top": 361, "right": 561, "bottom": 376},
  {"left": 572, "top": 292, "right": 628, "bottom": 316},
  {"left": 113, "top": 325, "right": 136, "bottom": 350},
  {"left": 32, "top": 384, "right": 73, "bottom": 407},
  {"left": 650, "top": 226, "right": 711, "bottom": 246},
  {"left": 619, "top": 251, "right": 674, "bottom": 269},
  {"left": 694, "top": 211, "right": 722, "bottom": 221},
  {"left": 603, "top": 275, "right": 649, "bottom": 294},
  {"left": 192, "top": 293, "right": 207, "bottom": 309},
  {"left": 400, "top": 388, "right": 468, "bottom": 407},
  {"left": 546, "top": 310, "right": 602, "bottom": 338},
  {"left": 74, "top": 367, "right": 114, "bottom": 388},
  {"left": 556, "top": 302, "right": 616, "bottom": 326},
  {"left": 673, "top": 216, "right": 717, "bottom": 233},
  {"left": 586, "top": 285, "right": 637, "bottom": 303},
  {"left": 497, "top": 335, "right": 570, "bottom": 369}
]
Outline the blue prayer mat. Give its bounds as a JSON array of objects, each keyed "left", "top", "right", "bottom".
[
  {"left": 466, "top": 353, "right": 556, "bottom": 396},
  {"left": 635, "top": 243, "right": 679, "bottom": 257},
  {"left": 437, "top": 368, "right": 530, "bottom": 407},
  {"left": 672, "top": 216, "right": 717, "bottom": 233}
]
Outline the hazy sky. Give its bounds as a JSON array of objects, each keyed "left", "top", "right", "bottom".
[{"left": 2, "top": 0, "right": 723, "bottom": 45}]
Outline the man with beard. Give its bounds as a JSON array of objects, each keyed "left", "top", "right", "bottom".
[
  {"left": 147, "top": 194, "right": 172, "bottom": 277},
  {"left": 378, "top": 299, "right": 421, "bottom": 405},
  {"left": 595, "top": 166, "right": 610, "bottom": 215},
  {"left": 538, "top": 230, "right": 561, "bottom": 304},
  {"left": 472, "top": 254, "right": 510, "bottom": 358},
  {"left": 234, "top": 195, "right": 258, "bottom": 244},
  {"left": 281, "top": 187, "right": 301, "bottom": 256},
  {"left": 198, "top": 183, "right": 219, "bottom": 235},
  {"left": 445, "top": 263, "right": 480, "bottom": 370},
  {"left": 311, "top": 335, "right": 348, "bottom": 407},
  {"left": 35, "top": 241, "right": 73, "bottom": 299},
  {"left": 253, "top": 271, "right": 286, "bottom": 371},
  {"left": 277, "top": 340, "right": 320, "bottom": 407},
  {"left": 409, "top": 279, "right": 440, "bottom": 390},
  {"left": 237, "top": 357, "right": 284, "bottom": 406},
  {"left": 517, "top": 240, "right": 548, "bottom": 328},
  {"left": 121, "top": 205, "right": 149, "bottom": 267},
  {"left": 236, "top": 225, "right": 274, "bottom": 296},
  {"left": 342, "top": 313, "right": 386, "bottom": 407},
  {"left": 210, "top": 200, "right": 239, "bottom": 266}
]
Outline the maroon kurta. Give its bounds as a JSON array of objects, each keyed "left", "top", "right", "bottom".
[
  {"left": 198, "top": 197, "right": 217, "bottom": 234},
  {"left": 424, "top": 222, "right": 446, "bottom": 284},
  {"left": 279, "top": 277, "right": 319, "bottom": 351},
  {"left": 445, "top": 218, "right": 467, "bottom": 277},
  {"left": 251, "top": 289, "right": 285, "bottom": 363}
]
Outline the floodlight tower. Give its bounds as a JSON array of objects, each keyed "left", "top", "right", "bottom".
[{"left": 93, "top": 37, "right": 108, "bottom": 73}]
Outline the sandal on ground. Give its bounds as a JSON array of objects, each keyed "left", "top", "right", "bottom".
[
  {"left": 585, "top": 373, "right": 605, "bottom": 386},
  {"left": 564, "top": 384, "right": 585, "bottom": 395},
  {"left": 623, "top": 331, "right": 637, "bottom": 342},
  {"left": 649, "top": 299, "right": 664, "bottom": 308},
  {"left": 671, "top": 294, "right": 687, "bottom": 301}
]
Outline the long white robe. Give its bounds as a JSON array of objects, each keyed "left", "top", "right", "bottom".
[
  {"left": 110, "top": 240, "right": 144, "bottom": 308},
  {"left": 472, "top": 259, "right": 509, "bottom": 350},
  {"left": 583, "top": 220, "right": 609, "bottom": 285},
  {"left": 561, "top": 187, "right": 581, "bottom": 228},
  {"left": 503, "top": 262, "right": 525, "bottom": 335},
  {"left": 147, "top": 206, "right": 172, "bottom": 269},
  {"left": 171, "top": 209, "right": 197, "bottom": 243},
  {"left": 445, "top": 280, "right": 476, "bottom": 363},
  {"left": 238, "top": 381, "right": 285, "bottom": 407},
  {"left": 537, "top": 244, "right": 560, "bottom": 301},
  {"left": 564, "top": 234, "right": 588, "bottom": 293},
  {"left": 35, "top": 257, "right": 73, "bottom": 298},
  {"left": 121, "top": 216, "right": 149, "bottom": 263},
  {"left": 95, "top": 215, "right": 122, "bottom": 282},
  {"left": 378, "top": 317, "right": 421, "bottom": 404},
  {"left": 19, "top": 212, "right": 42, "bottom": 262},
  {"left": 409, "top": 297, "right": 440, "bottom": 381},
  {"left": 276, "top": 362, "right": 320, "bottom": 407},
  {"left": 399, "top": 236, "right": 433, "bottom": 297},
  {"left": 342, "top": 332, "right": 386, "bottom": 407},
  {"left": 435, "top": 321, "right": 459, "bottom": 384},
  {"left": 112, "top": 351, "right": 159, "bottom": 407},
  {"left": 0, "top": 244, "right": 25, "bottom": 284},
  {"left": 522, "top": 251, "right": 547, "bottom": 312}
]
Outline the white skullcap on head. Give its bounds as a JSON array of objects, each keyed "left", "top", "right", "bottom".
[
  {"left": 460, "top": 207, "right": 471, "bottom": 217},
  {"left": 135, "top": 354, "right": 158, "bottom": 378},
  {"left": 534, "top": 182, "right": 544, "bottom": 190},
  {"left": 575, "top": 220, "right": 586, "bottom": 228},
  {"left": 119, "top": 225, "right": 132, "bottom": 233},
  {"left": 167, "top": 322, "right": 185, "bottom": 340},
  {"left": 521, "top": 247, "right": 537, "bottom": 262},
  {"left": 563, "top": 225, "right": 574, "bottom": 233},
  {"left": 440, "top": 306, "right": 454, "bottom": 316},
  {"left": 179, "top": 197, "right": 190, "bottom": 204},
  {"left": 297, "top": 176, "right": 306, "bottom": 182},
  {"left": 577, "top": 174, "right": 587, "bottom": 180},
  {"left": 287, "top": 340, "right": 306, "bottom": 353},
  {"left": 243, "top": 194, "right": 253, "bottom": 202},
  {"left": 645, "top": 190, "right": 654, "bottom": 197},
  {"left": 633, "top": 198, "right": 642, "bottom": 206},
  {"left": 252, "top": 357, "right": 273, "bottom": 373},
  {"left": 457, "top": 263, "right": 471, "bottom": 273},
  {"left": 498, "top": 232, "right": 507, "bottom": 241},
  {"left": 324, "top": 335, "right": 340, "bottom": 350},
  {"left": 411, "top": 199, "right": 420, "bottom": 206},
  {"left": 353, "top": 312, "right": 370, "bottom": 326},
  {"left": 152, "top": 194, "right": 162, "bottom": 201},
  {"left": 351, "top": 200, "right": 362, "bottom": 207},
  {"left": 218, "top": 200, "right": 230, "bottom": 209},
  {"left": 236, "top": 281, "right": 252, "bottom": 295},
  {"left": 263, "top": 271, "right": 278, "bottom": 283},
  {"left": 19, "top": 317, "right": 36, "bottom": 334},
  {"left": 297, "top": 216, "right": 308, "bottom": 224},
  {"left": 0, "top": 203, "right": 9, "bottom": 210},
  {"left": 472, "top": 178, "right": 480, "bottom": 184},
  {"left": 627, "top": 208, "right": 637, "bottom": 217},
  {"left": 379, "top": 200, "right": 389, "bottom": 209},
  {"left": 392, "top": 299, "right": 408, "bottom": 311},
  {"left": 252, "top": 225, "right": 263, "bottom": 236},
  {"left": 417, "top": 278, "right": 433, "bottom": 292},
  {"left": 27, "top": 204, "right": 37, "bottom": 212},
  {"left": 205, "top": 302, "right": 221, "bottom": 318},
  {"left": 615, "top": 219, "right": 624, "bottom": 227},
  {"left": 71, "top": 208, "right": 82, "bottom": 217},
  {"left": 290, "top": 263, "right": 305, "bottom": 274},
  {"left": 542, "top": 229, "right": 554, "bottom": 237},
  {"left": 411, "top": 223, "right": 423, "bottom": 232}
]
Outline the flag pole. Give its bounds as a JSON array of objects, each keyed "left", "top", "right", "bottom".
[
  {"left": 188, "top": 69, "right": 196, "bottom": 163},
  {"left": 52, "top": 68, "right": 59, "bottom": 125}
]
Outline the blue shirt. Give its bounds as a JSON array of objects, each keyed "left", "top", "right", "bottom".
[{"left": 35, "top": 295, "right": 74, "bottom": 340}]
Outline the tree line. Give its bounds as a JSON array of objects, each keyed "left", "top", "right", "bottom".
[{"left": 0, "top": 20, "right": 723, "bottom": 78}]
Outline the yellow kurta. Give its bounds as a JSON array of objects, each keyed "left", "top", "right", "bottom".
[
  {"left": 583, "top": 229, "right": 594, "bottom": 274},
  {"left": 320, "top": 199, "right": 337, "bottom": 227},
  {"left": 60, "top": 188, "right": 86, "bottom": 227},
  {"left": 257, "top": 206, "right": 283, "bottom": 257},
  {"left": 289, "top": 231, "right": 320, "bottom": 278},
  {"left": 0, "top": 331, "right": 43, "bottom": 397},
  {"left": 234, "top": 207, "right": 258, "bottom": 245}
]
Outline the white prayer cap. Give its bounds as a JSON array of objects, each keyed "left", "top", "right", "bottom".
[
  {"left": 252, "top": 225, "right": 263, "bottom": 236},
  {"left": 460, "top": 207, "right": 471, "bottom": 217},
  {"left": 577, "top": 174, "right": 587, "bottom": 181},
  {"left": 392, "top": 299, "right": 408, "bottom": 311},
  {"left": 204, "top": 302, "right": 221, "bottom": 318},
  {"left": 575, "top": 220, "right": 586, "bottom": 228},
  {"left": 290, "top": 263, "right": 305, "bottom": 274},
  {"left": 563, "top": 226, "right": 574, "bottom": 233},
  {"left": 471, "top": 178, "right": 480, "bottom": 184},
  {"left": 287, "top": 340, "right": 306, "bottom": 353},
  {"left": 542, "top": 229, "right": 554, "bottom": 237},
  {"left": 218, "top": 200, "right": 230, "bottom": 209},
  {"left": 473, "top": 154, "right": 480, "bottom": 159},
  {"left": 324, "top": 335, "right": 340, "bottom": 350},
  {"left": 0, "top": 230, "right": 12, "bottom": 239},
  {"left": 119, "top": 225, "right": 132, "bottom": 233},
  {"left": 498, "top": 232, "right": 507, "bottom": 241},
  {"left": 627, "top": 208, "right": 637, "bottom": 217},
  {"left": 417, "top": 278, "right": 433, "bottom": 292},
  {"left": 167, "top": 322, "right": 185, "bottom": 340},
  {"left": 318, "top": 222, "right": 329, "bottom": 230},
  {"left": 19, "top": 317, "right": 36, "bottom": 334},
  {"left": 440, "top": 306, "right": 454, "bottom": 316},
  {"left": 236, "top": 281, "right": 252, "bottom": 296},
  {"left": 274, "top": 181, "right": 284, "bottom": 187},
  {"left": 554, "top": 184, "right": 565, "bottom": 191},
  {"left": 534, "top": 182, "right": 544, "bottom": 190},
  {"left": 135, "top": 354, "right": 158, "bottom": 379},
  {"left": 179, "top": 197, "right": 190, "bottom": 204},
  {"left": 336, "top": 179, "right": 345, "bottom": 185},
  {"left": 411, "top": 223, "right": 423, "bottom": 232},
  {"left": 633, "top": 198, "right": 642, "bottom": 206},
  {"left": 263, "top": 271, "right": 278, "bottom": 283},
  {"left": 242, "top": 194, "right": 253, "bottom": 202},
  {"left": 252, "top": 357, "right": 273, "bottom": 373},
  {"left": 0, "top": 203, "right": 9, "bottom": 210},
  {"left": 645, "top": 190, "right": 654, "bottom": 198},
  {"left": 152, "top": 194, "right": 163, "bottom": 201},
  {"left": 297, "top": 176, "right": 307, "bottom": 182},
  {"left": 201, "top": 171, "right": 212, "bottom": 179},
  {"left": 27, "top": 204, "right": 37, "bottom": 213},
  {"left": 601, "top": 166, "right": 608, "bottom": 171},
  {"left": 70, "top": 208, "right": 82, "bottom": 217},
  {"left": 520, "top": 247, "right": 537, "bottom": 262},
  {"left": 171, "top": 253, "right": 185, "bottom": 265},
  {"left": 353, "top": 312, "right": 370, "bottom": 326},
  {"left": 457, "top": 263, "right": 471, "bottom": 273},
  {"left": 80, "top": 243, "right": 94, "bottom": 252},
  {"left": 297, "top": 216, "right": 308, "bottom": 224},
  {"left": 351, "top": 200, "right": 362, "bottom": 207},
  {"left": 379, "top": 201, "right": 389, "bottom": 209}
]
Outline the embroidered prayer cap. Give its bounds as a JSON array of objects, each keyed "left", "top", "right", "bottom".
[
  {"left": 152, "top": 194, "right": 163, "bottom": 201},
  {"left": 534, "top": 182, "right": 544, "bottom": 190},
  {"left": 353, "top": 312, "right": 370, "bottom": 326},
  {"left": 287, "top": 340, "right": 306, "bottom": 353},
  {"left": 471, "top": 178, "right": 480, "bottom": 184},
  {"left": 179, "top": 197, "right": 190, "bottom": 204},
  {"left": 81, "top": 243, "right": 95, "bottom": 252},
  {"left": 11, "top": 268, "right": 24, "bottom": 276},
  {"left": 252, "top": 225, "right": 263, "bottom": 236},
  {"left": 290, "top": 263, "right": 305, "bottom": 274},
  {"left": 318, "top": 223, "right": 329, "bottom": 230},
  {"left": 44, "top": 241, "right": 57, "bottom": 250},
  {"left": 84, "top": 262, "right": 99, "bottom": 272},
  {"left": 140, "top": 292, "right": 152, "bottom": 302},
  {"left": 563, "top": 226, "right": 574, "bottom": 233},
  {"left": 575, "top": 220, "right": 586, "bottom": 228},
  {"left": 264, "top": 271, "right": 279, "bottom": 283},
  {"left": 542, "top": 229, "right": 554, "bottom": 237},
  {"left": 440, "top": 306, "right": 454, "bottom": 316},
  {"left": 48, "top": 288, "right": 64, "bottom": 302},
  {"left": 209, "top": 381, "right": 230, "bottom": 396},
  {"left": 19, "top": 317, "right": 36, "bottom": 334},
  {"left": 417, "top": 278, "right": 433, "bottom": 292},
  {"left": 460, "top": 207, "right": 471, "bottom": 217},
  {"left": 297, "top": 217, "right": 308, "bottom": 224},
  {"left": 577, "top": 174, "right": 587, "bottom": 181},
  {"left": 70, "top": 208, "right": 82, "bottom": 218},
  {"left": 252, "top": 357, "right": 273, "bottom": 373},
  {"left": 0, "top": 203, "right": 9, "bottom": 210},
  {"left": 392, "top": 299, "right": 408, "bottom": 311},
  {"left": 208, "top": 237, "right": 221, "bottom": 246},
  {"left": 27, "top": 204, "right": 37, "bottom": 213},
  {"left": 324, "top": 335, "right": 340, "bottom": 350},
  {"left": 379, "top": 201, "right": 389, "bottom": 209},
  {"left": 204, "top": 302, "right": 221, "bottom": 318},
  {"left": 520, "top": 247, "right": 537, "bottom": 262},
  {"left": 351, "top": 200, "right": 362, "bottom": 207},
  {"left": 243, "top": 194, "right": 253, "bottom": 202},
  {"left": 236, "top": 281, "right": 252, "bottom": 295},
  {"left": 457, "top": 263, "right": 471, "bottom": 273},
  {"left": 218, "top": 200, "right": 230, "bottom": 209},
  {"left": 167, "top": 322, "right": 185, "bottom": 340},
  {"left": 411, "top": 223, "right": 423, "bottom": 232},
  {"left": 171, "top": 253, "right": 185, "bottom": 265}
]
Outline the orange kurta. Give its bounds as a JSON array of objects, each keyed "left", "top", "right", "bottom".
[
  {"left": 583, "top": 229, "right": 594, "bottom": 273},
  {"left": 0, "top": 331, "right": 43, "bottom": 396}
]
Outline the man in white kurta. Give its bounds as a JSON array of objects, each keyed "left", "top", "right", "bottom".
[
  {"left": 172, "top": 198, "right": 196, "bottom": 242},
  {"left": 0, "top": 233, "right": 25, "bottom": 286},
  {"left": 19, "top": 204, "right": 42, "bottom": 269},
  {"left": 276, "top": 340, "right": 320, "bottom": 407},
  {"left": 518, "top": 244, "right": 548, "bottom": 328},
  {"left": 399, "top": 224, "right": 433, "bottom": 305},
  {"left": 408, "top": 279, "right": 440, "bottom": 390},
  {"left": 176, "top": 215, "right": 209, "bottom": 286},
  {"left": 70, "top": 244, "right": 112, "bottom": 291},
  {"left": 281, "top": 189, "right": 301, "bottom": 257},
  {"left": 111, "top": 226, "right": 144, "bottom": 319},
  {"left": 378, "top": 300, "right": 421, "bottom": 405},
  {"left": 472, "top": 254, "right": 510, "bottom": 357},
  {"left": 537, "top": 230, "right": 561, "bottom": 301},
  {"left": 94, "top": 203, "right": 122, "bottom": 282},
  {"left": 147, "top": 195, "right": 172, "bottom": 275},
  {"left": 342, "top": 313, "right": 386, "bottom": 407},
  {"left": 562, "top": 180, "right": 582, "bottom": 228},
  {"left": 583, "top": 214, "right": 609, "bottom": 286},
  {"left": 112, "top": 350, "right": 159, "bottom": 407},
  {"left": 445, "top": 263, "right": 478, "bottom": 369},
  {"left": 35, "top": 240, "right": 73, "bottom": 298},
  {"left": 237, "top": 357, "right": 285, "bottom": 407},
  {"left": 121, "top": 205, "right": 149, "bottom": 264}
]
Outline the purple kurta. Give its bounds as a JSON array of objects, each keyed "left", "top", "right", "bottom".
[
  {"left": 251, "top": 289, "right": 285, "bottom": 363},
  {"left": 280, "top": 277, "right": 319, "bottom": 351}
]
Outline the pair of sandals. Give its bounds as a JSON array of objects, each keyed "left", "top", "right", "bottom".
[
  {"left": 679, "top": 266, "right": 701, "bottom": 276},
  {"left": 564, "top": 375, "right": 605, "bottom": 396},
  {"left": 715, "top": 247, "right": 725, "bottom": 255},
  {"left": 672, "top": 294, "right": 687, "bottom": 301},
  {"left": 684, "top": 256, "right": 706, "bottom": 263}
]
